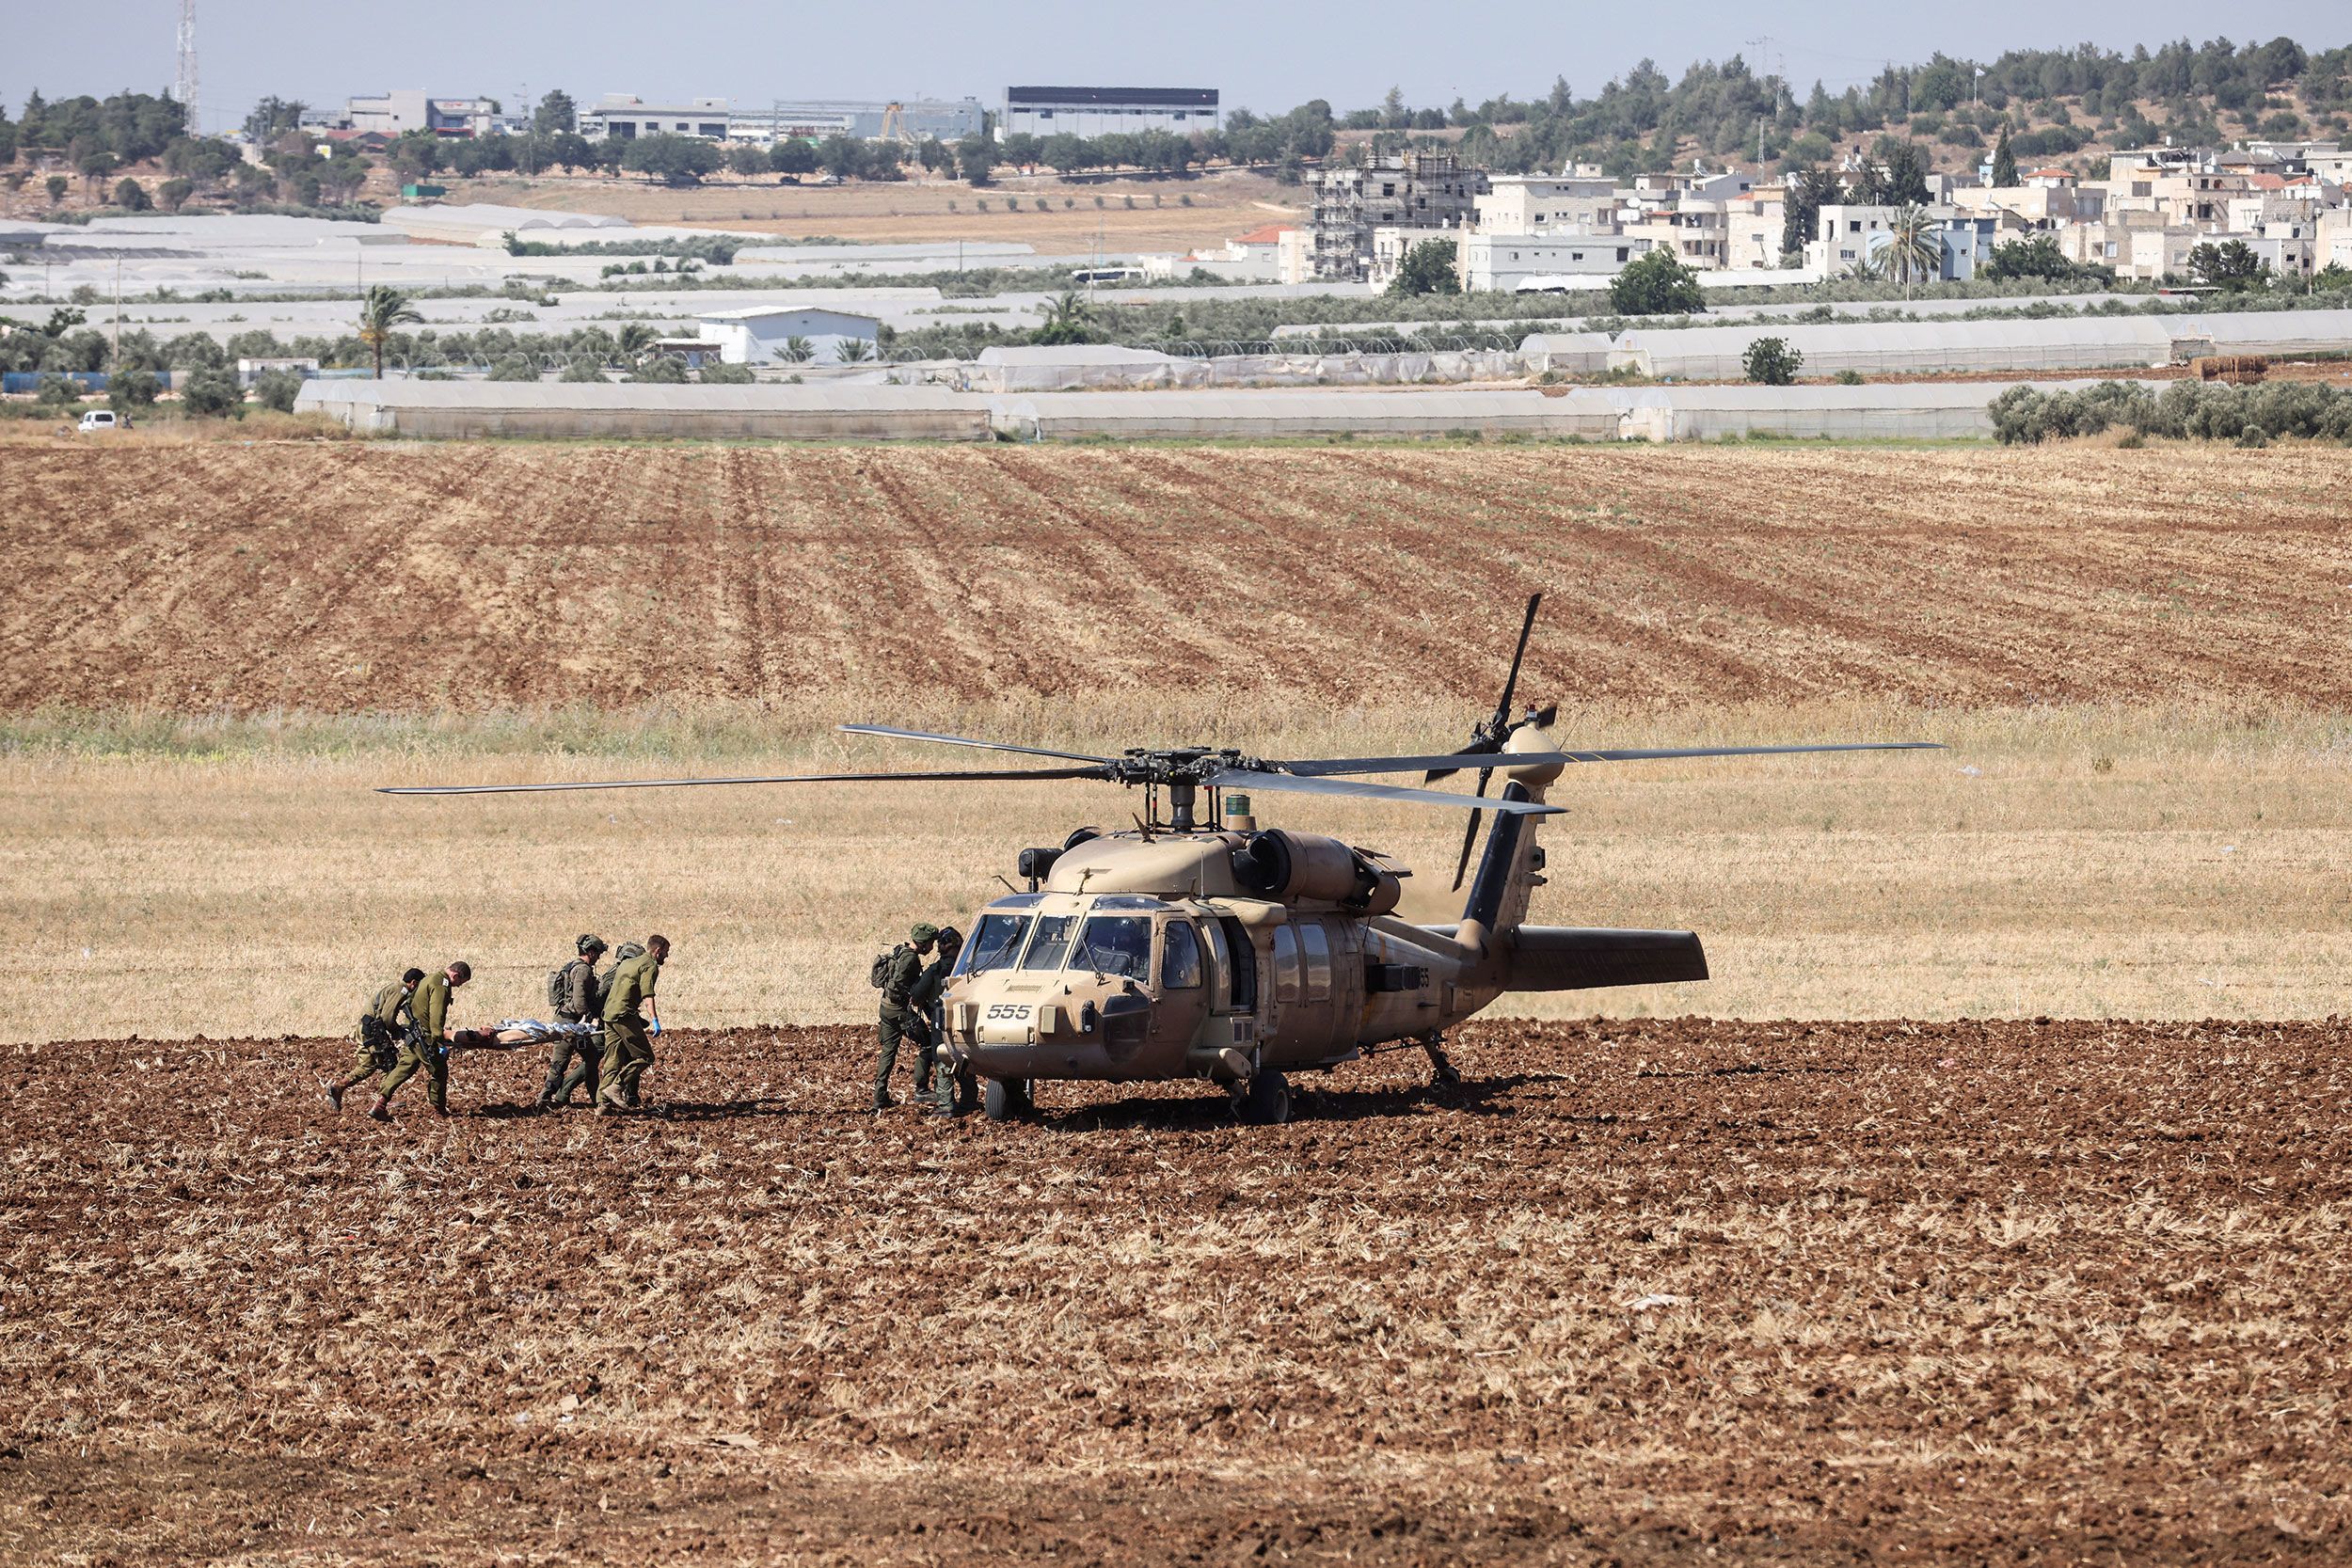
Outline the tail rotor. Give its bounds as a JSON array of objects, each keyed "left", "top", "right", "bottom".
[{"left": 1430, "top": 593, "right": 1553, "bottom": 891}]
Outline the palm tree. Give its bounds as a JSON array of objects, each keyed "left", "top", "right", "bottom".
[
  {"left": 835, "top": 337, "right": 878, "bottom": 363},
  {"left": 1883, "top": 203, "right": 1941, "bottom": 301},
  {"left": 614, "top": 323, "right": 658, "bottom": 360},
  {"left": 357, "top": 285, "right": 424, "bottom": 379},
  {"left": 1034, "top": 290, "right": 1094, "bottom": 346},
  {"left": 778, "top": 336, "right": 815, "bottom": 363}
]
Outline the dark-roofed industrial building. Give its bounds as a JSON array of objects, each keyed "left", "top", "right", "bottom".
[{"left": 1002, "top": 87, "right": 1220, "bottom": 139}]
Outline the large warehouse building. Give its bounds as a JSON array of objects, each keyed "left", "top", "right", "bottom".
[
  {"left": 1001, "top": 87, "right": 1220, "bottom": 139},
  {"left": 581, "top": 96, "right": 985, "bottom": 143}
]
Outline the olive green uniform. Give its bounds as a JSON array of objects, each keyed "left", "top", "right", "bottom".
[
  {"left": 598, "top": 949, "right": 662, "bottom": 1110},
  {"left": 871, "top": 945, "right": 928, "bottom": 1110},
  {"left": 537, "top": 956, "right": 603, "bottom": 1107},
  {"left": 333, "top": 978, "right": 413, "bottom": 1093},
  {"left": 910, "top": 952, "right": 962, "bottom": 1113},
  {"left": 380, "top": 968, "right": 454, "bottom": 1113}
]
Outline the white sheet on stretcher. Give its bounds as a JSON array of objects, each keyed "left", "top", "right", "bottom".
[{"left": 447, "top": 1018, "right": 601, "bottom": 1052}]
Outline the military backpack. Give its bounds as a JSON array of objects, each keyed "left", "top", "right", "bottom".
[
  {"left": 868, "top": 943, "right": 907, "bottom": 989},
  {"left": 358, "top": 1013, "right": 399, "bottom": 1070}
]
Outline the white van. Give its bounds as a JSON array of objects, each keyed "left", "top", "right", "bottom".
[{"left": 76, "top": 409, "right": 121, "bottom": 433}]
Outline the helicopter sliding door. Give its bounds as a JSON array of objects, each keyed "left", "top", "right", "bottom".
[{"left": 1263, "top": 915, "right": 1360, "bottom": 1069}]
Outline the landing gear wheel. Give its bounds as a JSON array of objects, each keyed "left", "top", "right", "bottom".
[
  {"left": 1422, "top": 1035, "right": 1461, "bottom": 1088},
  {"left": 982, "top": 1077, "right": 1031, "bottom": 1122},
  {"left": 1234, "top": 1069, "right": 1292, "bottom": 1127}
]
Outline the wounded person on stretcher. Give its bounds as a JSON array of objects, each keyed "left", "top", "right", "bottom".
[{"left": 446, "top": 1018, "right": 602, "bottom": 1052}]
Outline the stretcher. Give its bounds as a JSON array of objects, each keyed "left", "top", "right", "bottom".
[{"left": 445, "top": 1018, "right": 600, "bottom": 1053}]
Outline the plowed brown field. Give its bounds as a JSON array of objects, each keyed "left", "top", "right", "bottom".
[
  {"left": 6, "top": 1020, "right": 2347, "bottom": 1564},
  {"left": 7, "top": 442, "right": 2351, "bottom": 714}
]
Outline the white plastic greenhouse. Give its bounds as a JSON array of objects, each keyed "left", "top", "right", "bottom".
[{"left": 1611, "top": 316, "right": 2181, "bottom": 379}]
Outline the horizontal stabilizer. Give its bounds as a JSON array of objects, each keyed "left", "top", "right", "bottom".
[{"left": 1423, "top": 926, "right": 1708, "bottom": 991}]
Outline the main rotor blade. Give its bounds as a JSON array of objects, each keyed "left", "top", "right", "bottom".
[
  {"left": 1492, "top": 591, "right": 1544, "bottom": 727},
  {"left": 1543, "top": 741, "right": 1946, "bottom": 763},
  {"left": 836, "top": 723, "right": 1119, "bottom": 767},
  {"left": 1210, "top": 765, "right": 1559, "bottom": 816},
  {"left": 379, "top": 766, "right": 1111, "bottom": 797},
  {"left": 1449, "top": 768, "right": 1495, "bottom": 892},
  {"left": 1284, "top": 740, "right": 1945, "bottom": 777}
]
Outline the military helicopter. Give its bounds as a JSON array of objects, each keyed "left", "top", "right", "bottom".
[{"left": 385, "top": 596, "right": 1935, "bottom": 1124}]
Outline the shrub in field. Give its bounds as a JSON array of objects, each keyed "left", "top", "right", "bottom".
[
  {"left": 487, "top": 355, "right": 540, "bottom": 382},
  {"left": 698, "top": 360, "right": 755, "bottom": 384},
  {"left": 250, "top": 369, "right": 304, "bottom": 413},
  {"left": 1743, "top": 336, "right": 1803, "bottom": 385},
  {"left": 109, "top": 369, "right": 160, "bottom": 412},
  {"left": 1990, "top": 379, "right": 2352, "bottom": 445},
  {"left": 179, "top": 369, "right": 246, "bottom": 417},
  {"left": 627, "top": 355, "right": 689, "bottom": 384},
  {"left": 559, "top": 356, "right": 607, "bottom": 382},
  {"left": 1609, "top": 249, "right": 1706, "bottom": 316},
  {"left": 1834, "top": 368, "right": 1866, "bottom": 385}
]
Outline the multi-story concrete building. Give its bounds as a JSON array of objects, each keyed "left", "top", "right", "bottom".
[
  {"left": 1805, "top": 204, "right": 2003, "bottom": 281},
  {"left": 1307, "top": 152, "right": 1487, "bottom": 280},
  {"left": 1471, "top": 169, "right": 1616, "bottom": 236},
  {"left": 1454, "top": 231, "right": 1650, "bottom": 292},
  {"left": 1001, "top": 87, "right": 1219, "bottom": 139},
  {"left": 337, "top": 91, "right": 511, "bottom": 137}
]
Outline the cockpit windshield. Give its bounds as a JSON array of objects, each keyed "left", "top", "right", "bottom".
[
  {"left": 957, "top": 912, "right": 1032, "bottom": 975},
  {"left": 1019, "top": 913, "right": 1080, "bottom": 972},
  {"left": 1072, "top": 915, "right": 1152, "bottom": 980}
]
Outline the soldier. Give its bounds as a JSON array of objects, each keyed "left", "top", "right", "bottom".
[
  {"left": 871, "top": 923, "right": 937, "bottom": 1112},
  {"left": 326, "top": 968, "right": 423, "bottom": 1110},
  {"left": 369, "top": 960, "right": 472, "bottom": 1121},
  {"left": 914, "top": 926, "right": 965, "bottom": 1116},
  {"left": 550, "top": 941, "right": 641, "bottom": 1108},
  {"left": 536, "top": 935, "right": 609, "bottom": 1110},
  {"left": 597, "top": 935, "right": 668, "bottom": 1116}
]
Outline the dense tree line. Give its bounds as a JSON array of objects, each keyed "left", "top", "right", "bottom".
[{"left": 1346, "top": 36, "right": 2347, "bottom": 178}]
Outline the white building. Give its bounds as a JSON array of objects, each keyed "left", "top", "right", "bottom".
[
  {"left": 693, "top": 307, "right": 883, "bottom": 365},
  {"left": 1457, "top": 231, "right": 1648, "bottom": 292},
  {"left": 1002, "top": 87, "right": 1219, "bottom": 139},
  {"left": 341, "top": 90, "right": 509, "bottom": 137},
  {"left": 1473, "top": 170, "right": 1617, "bottom": 236},
  {"left": 1142, "top": 222, "right": 1295, "bottom": 284},
  {"left": 583, "top": 96, "right": 984, "bottom": 143}
]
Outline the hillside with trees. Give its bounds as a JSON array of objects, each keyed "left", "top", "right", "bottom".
[{"left": 1328, "top": 37, "right": 2346, "bottom": 182}]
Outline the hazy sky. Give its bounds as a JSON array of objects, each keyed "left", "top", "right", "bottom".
[{"left": 8, "top": 0, "right": 2344, "bottom": 135}]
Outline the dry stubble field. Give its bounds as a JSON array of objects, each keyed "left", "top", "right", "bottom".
[
  {"left": 469, "top": 169, "right": 1299, "bottom": 252},
  {"left": 4, "top": 439, "right": 2350, "bottom": 1561},
  {"left": 3, "top": 441, "right": 2350, "bottom": 1037}
]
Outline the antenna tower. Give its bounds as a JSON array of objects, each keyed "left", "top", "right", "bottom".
[{"left": 175, "top": 0, "right": 199, "bottom": 134}]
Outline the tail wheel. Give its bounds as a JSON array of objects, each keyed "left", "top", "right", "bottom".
[{"left": 1234, "top": 1069, "right": 1291, "bottom": 1127}]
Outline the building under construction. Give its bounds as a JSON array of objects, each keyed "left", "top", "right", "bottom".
[{"left": 1306, "top": 152, "right": 1489, "bottom": 280}]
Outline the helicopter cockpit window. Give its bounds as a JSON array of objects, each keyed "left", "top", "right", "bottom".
[
  {"left": 1161, "top": 920, "right": 1204, "bottom": 990},
  {"left": 1020, "top": 913, "right": 1080, "bottom": 972},
  {"left": 1072, "top": 915, "right": 1152, "bottom": 980},
  {"left": 959, "top": 912, "right": 1032, "bottom": 975}
]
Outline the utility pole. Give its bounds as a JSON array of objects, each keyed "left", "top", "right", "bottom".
[{"left": 174, "top": 0, "right": 199, "bottom": 135}]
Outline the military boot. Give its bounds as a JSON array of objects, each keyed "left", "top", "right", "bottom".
[
  {"left": 367, "top": 1096, "right": 392, "bottom": 1123},
  {"left": 326, "top": 1082, "right": 345, "bottom": 1111}
]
